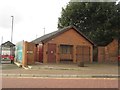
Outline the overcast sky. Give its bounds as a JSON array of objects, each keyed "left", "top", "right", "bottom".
[
  {"left": 0, "top": 0, "right": 70, "bottom": 44},
  {"left": 1, "top": 0, "right": 119, "bottom": 44}
]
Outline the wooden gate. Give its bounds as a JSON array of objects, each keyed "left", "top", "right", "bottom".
[
  {"left": 76, "top": 46, "right": 90, "bottom": 63},
  {"left": 98, "top": 47, "right": 105, "bottom": 63},
  {"left": 36, "top": 44, "right": 43, "bottom": 62},
  {"left": 27, "top": 42, "right": 35, "bottom": 65},
  {"left": 48, "top": 43, "right": 56, "bottom": 63}
]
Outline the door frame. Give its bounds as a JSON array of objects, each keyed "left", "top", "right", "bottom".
[{"left": 47, "top": 43, "right": 56, "bottom": 63}]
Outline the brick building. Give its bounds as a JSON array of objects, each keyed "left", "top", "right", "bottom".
[{"left": 32, "top": 26, "right": 94, "bottom": 64}]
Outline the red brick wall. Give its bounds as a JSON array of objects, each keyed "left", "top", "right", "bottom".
[
  {"left": 22, "top": 41, "right": 36, "bottom": 66},
  {"left": 43, "top": 29, "right": 93, "bottom": 63},
  {"left": 98, "top": 39, "right": 118, "bottom": 63},
  {"left": 106, "top": 39, "right": 118, "bottom": 63}
]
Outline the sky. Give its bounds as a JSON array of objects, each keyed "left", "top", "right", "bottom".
[
  {"left": 0, "top": 0, "right": 119, "bottom": 45},
  {"left": 116, "top": 0, "right": 120, "bottom": 4},
  {"left": 0, "top": 0, "right": 70, "bottom": 44}
]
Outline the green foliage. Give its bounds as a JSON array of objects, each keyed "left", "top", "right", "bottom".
[{"left": 58, "top": 2, "right": 120, "bottom": 45}]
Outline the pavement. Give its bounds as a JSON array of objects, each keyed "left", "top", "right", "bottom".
[
  {"left": 1, "top": 63, "right": 119, "bottom": 89},
  {"left": 2, "top": 77, "right": 119, "bottom": 88},
  {"left": 1, "top": 62, "right": 120, "bottom": 78}
]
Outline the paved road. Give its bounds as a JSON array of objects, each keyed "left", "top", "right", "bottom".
[{"left": 2, "top": 77, "right": 119, "bottom": 88}]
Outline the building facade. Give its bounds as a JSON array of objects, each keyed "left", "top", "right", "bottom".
[{"left": 32, "top": 26, "right": 94, "bottom": 64}]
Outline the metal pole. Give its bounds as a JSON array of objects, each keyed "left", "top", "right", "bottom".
[
  {"left": 0, "top": 36, "right": 3, "bottom": 63},
  {"left": 36, "top": 35, "right": 37, "bottom": 39},
  {"left": 11, "top": 16, "right": 14, "bottom": 43},
  {"left": 43, "top": 27, "right": 45, "bottom": 35}
]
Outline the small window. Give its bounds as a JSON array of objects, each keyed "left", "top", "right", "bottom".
[{"left": 60, "top": 45, "right": 72, "bottom": 54}]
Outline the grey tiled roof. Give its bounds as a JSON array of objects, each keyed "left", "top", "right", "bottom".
[
  {"left": 1, "top": 41, "right": 15, "bottom": 47},
  {"left": 32, "top": 30, "right": 60, "bottom": 44},
  {"left": 31, "top": 26, "right": 94, "bottom": 45}
]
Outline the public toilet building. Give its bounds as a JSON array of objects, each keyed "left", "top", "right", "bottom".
[{"left": 32, "top": 26, "right": 94, "bottom": 64}]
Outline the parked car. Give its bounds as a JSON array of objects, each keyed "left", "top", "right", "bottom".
[{"left": 0, "top": 55, "right": 12, "bottom": 64}]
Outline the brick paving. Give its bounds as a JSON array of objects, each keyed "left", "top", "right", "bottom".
[
  {"left": 2, "top": 77, "right": 119, "bottom": 88},
  {"left": 1, "top": 63, "right": 119, "bottom": 88}
]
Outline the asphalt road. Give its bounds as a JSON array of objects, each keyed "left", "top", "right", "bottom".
[{"left": 2, "top": 77, "right": 119, "bottom": 88}]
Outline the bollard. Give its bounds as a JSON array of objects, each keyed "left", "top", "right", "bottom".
[{"left": 78, "top": 61, "right": 84, "bottom": 67}]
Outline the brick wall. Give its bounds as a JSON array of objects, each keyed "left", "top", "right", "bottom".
[
  {"left": 106, "top": 39, "right": 118, "bottom": 63},
  {"left": 98, "top": 39, "right": 118, "bottom": 63},
  {"left": 22, "top": 41, "right": 36, "bottom": 67},
  {"left": 43, "top": 28, "right": 93, "bottom": 63}
]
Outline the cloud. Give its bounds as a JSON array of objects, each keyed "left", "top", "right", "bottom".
[{"left": 0, "top": 6, "right": 22, "bottom": 28}]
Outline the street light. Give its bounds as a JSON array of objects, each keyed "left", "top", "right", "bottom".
[
  {"left": 0, "top": 36, "right": 3, "bottom": 62},
  {"left": 43, "top": 27, "right": 45, "bottom": 35},
  {"left": 11, "top": 16, "right": 14, "bottom": 43}
]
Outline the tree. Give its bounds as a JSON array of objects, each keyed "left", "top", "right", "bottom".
[{"left": 58, "top": 2, "right": 120, "bottom": 45}]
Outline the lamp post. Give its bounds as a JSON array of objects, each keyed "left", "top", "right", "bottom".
[
  {"left": 43, "top": 27, "right": 45, "bottom": 35},
  {"left": 0, "top": 36, "right": 3, "bottom": 62},
  {"left": 11, "top": 16, "right": 14, "bottom": 43}
]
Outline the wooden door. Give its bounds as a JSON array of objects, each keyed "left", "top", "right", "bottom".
[
  {"left": 76, "top": 46, "right": 90, "bottom": 63},
  {"left": 39, "top": 44, "right": 43, "bottom": 62},
  {"left": 83, "top": 46, "right": 90, "bottom": 62},
  {"left": 48, "top": 43, "right": 56, "bottom": 63}
]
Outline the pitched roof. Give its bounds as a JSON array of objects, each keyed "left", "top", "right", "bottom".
[
  {"left": 32, "top": 25, "right": 95, "bottom": 45},
  {"left": 1, "top": 41, "right": 15, "bottom": 47},
  {"left": 97, "top": 38, "right": 120, "bottom": 46}
]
